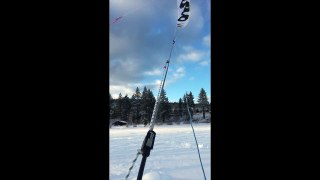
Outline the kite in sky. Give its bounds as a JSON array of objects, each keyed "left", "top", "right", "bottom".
[
  {"left": 177, "top": 0, "right": 190, "bottom": 28},
  {"left": 110, "top": 0, "right": 190, "bottom": 28}
]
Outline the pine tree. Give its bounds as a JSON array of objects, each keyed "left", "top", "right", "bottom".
[
  {"left": 109, "top": 93, "right": 117, "bottom": 126},
  {"left": 157, "top": 89, "right": 171, "bottom": 123},
  {"left": 187, "top": 91, "right": 195, "bottom": 108},
  {"left": 182, "top": 94, "right": 188, "bottom": 121},
  {"left": 141, "top": 87, "right": 154, "bottom": 125},
  {"left": 116, "top": 93, "right": 123, "bottom": 119},
  {"left": 187, "top": 91, "right": 195, "bottom": 119},
  {"left": 122, "top": 94, "right": 131, "bottom": 122},
  {"left": 131, "top": 87, "right": 142, "bottom": 125},
  {"left": 141, "top": 86, "right": 148, "bottom": 125},
  {"left": 178, "top": 98, "right": 183, "bottom": 118},
  {"left": 109, "top": 93, "right": 113, "bottom": 127},
  {"left": 109, "top": 93, "right": 112, "bottom": 116},
  {"left": 197, "top": 88, "right": 209, "bottom": 119},
  {"left": 146, "top": 89, "right": 156, "bottom": 125}
]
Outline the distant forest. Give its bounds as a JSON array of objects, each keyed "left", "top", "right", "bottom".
[{"left": 109, "top": 87, "right": 211, "bottom": 126}]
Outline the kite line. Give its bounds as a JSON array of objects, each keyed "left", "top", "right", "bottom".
[
  {"left": 186, "top": 94, "right": 207, "bottom": 180},
  {"left": 124, "top": 1, "right": 191, "bottom": 179}
]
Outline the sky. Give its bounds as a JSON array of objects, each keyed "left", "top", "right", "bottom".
[{"left": 109, "top": 0, "right": 211, "bottom": 103}]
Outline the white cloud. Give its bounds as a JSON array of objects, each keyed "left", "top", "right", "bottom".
[
  {"left": 177, "top": 45, "right": 208, "bottom": 63},
  {"left": 155, "top": 79, "right": 162, "bottom": 86},
  {"left": 127, "top": 66, "right": 186, "bottom": 95},
  {"left": 165, "top": 67, "right": 186, "bottom": 86},
  {"left": 109, "top": 58, "right": 142, "bottom": 85},
  {"left": 172, "top": 67, "right": 186, "bottom": 79},
  {"left": 182, "top": 46, "right": 194, "bottom": 51},
  {"left": 178, "top": 51, "right": 204, "bottom": 62},
  {"left": 143, "top": 69, "right": 163, "bottom": 76},
  {"left": 110, "top": 85, "right": 135, "bottom": 98},
  {"left": 127, "top": 83, "right": 144, "bottom": 88},
  {"left": 203, "top": 34, "right": 210, "bottom": 46},
  {"left": 110, "top": 0, "right": 136, "bottom": 9},
  {"left": 110, "top": 0, "right": 151, "bottom": 17},
  {"left": 109, "top": 33, "right": 131, "bottom": 56},
  {"left": 200, "top": 60, "right": 210, "bottom": 66},
  {"left": 144, "top": 79, "right": 162, "bottom": 94},
  {"left": 184, "top": 2, "right": 204, "bottom": 36}
]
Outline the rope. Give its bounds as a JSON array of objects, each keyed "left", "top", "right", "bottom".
[
  {"left": 125, "top": 150, "right": 142, "bottom": 180},
  {"left": 125, "top": 16, "right": 183, "bottom": 180},
  {"left": 149, "top": 26, "right": 178, "bottom": 131},
  {"left": 185, "top": 96, "right": 207, "bottom": 180},
  {"left": 118, "top": 1, "right": 192, "bottom": 178}
]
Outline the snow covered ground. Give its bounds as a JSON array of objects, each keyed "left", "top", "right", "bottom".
[{"left": 110, "top": 123, "right": 211, "bottom": 180}]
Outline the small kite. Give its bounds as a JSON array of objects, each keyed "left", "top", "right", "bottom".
[{"left": 110, "top": 16, "right": 123, "bottom": 25}]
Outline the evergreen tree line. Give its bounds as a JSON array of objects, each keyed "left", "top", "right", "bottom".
[{"left": 109, "top": 87, "right": 210, "bottom": 126}]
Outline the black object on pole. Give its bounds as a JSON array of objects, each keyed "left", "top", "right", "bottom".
[{"left": 137, "top": 130, "right": 156, "bottom": 180}]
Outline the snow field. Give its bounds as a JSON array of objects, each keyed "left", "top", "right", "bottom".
[{"left": 110, "top": 124, "right": 211, "bottom": 180}]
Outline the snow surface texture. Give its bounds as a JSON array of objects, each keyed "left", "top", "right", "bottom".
[{"left": 110, "top": 124, "right": 211, "bottom": 180}]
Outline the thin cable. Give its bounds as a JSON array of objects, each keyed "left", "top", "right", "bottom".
[
  {"left": 125, "top": 150, "right": 142, "bottom": 180},
  {"left": 149, "top": 26, "right": 178, "bottom": 131},
  {"left": 168, "top": 27, "right": 178, "bottom": 60},
  {"left": 126, "top": 30, "right": 177, "bottom": 178},
  {"left": 125, "top": 14, "right": 180, "bottom": 180},
  {"left": 185, "top": 96, "right": 207, "bottom": 180}
]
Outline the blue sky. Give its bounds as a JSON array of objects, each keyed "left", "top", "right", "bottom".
[{"left": 110, "top": 0, "right": 211, "bottom": 103}]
